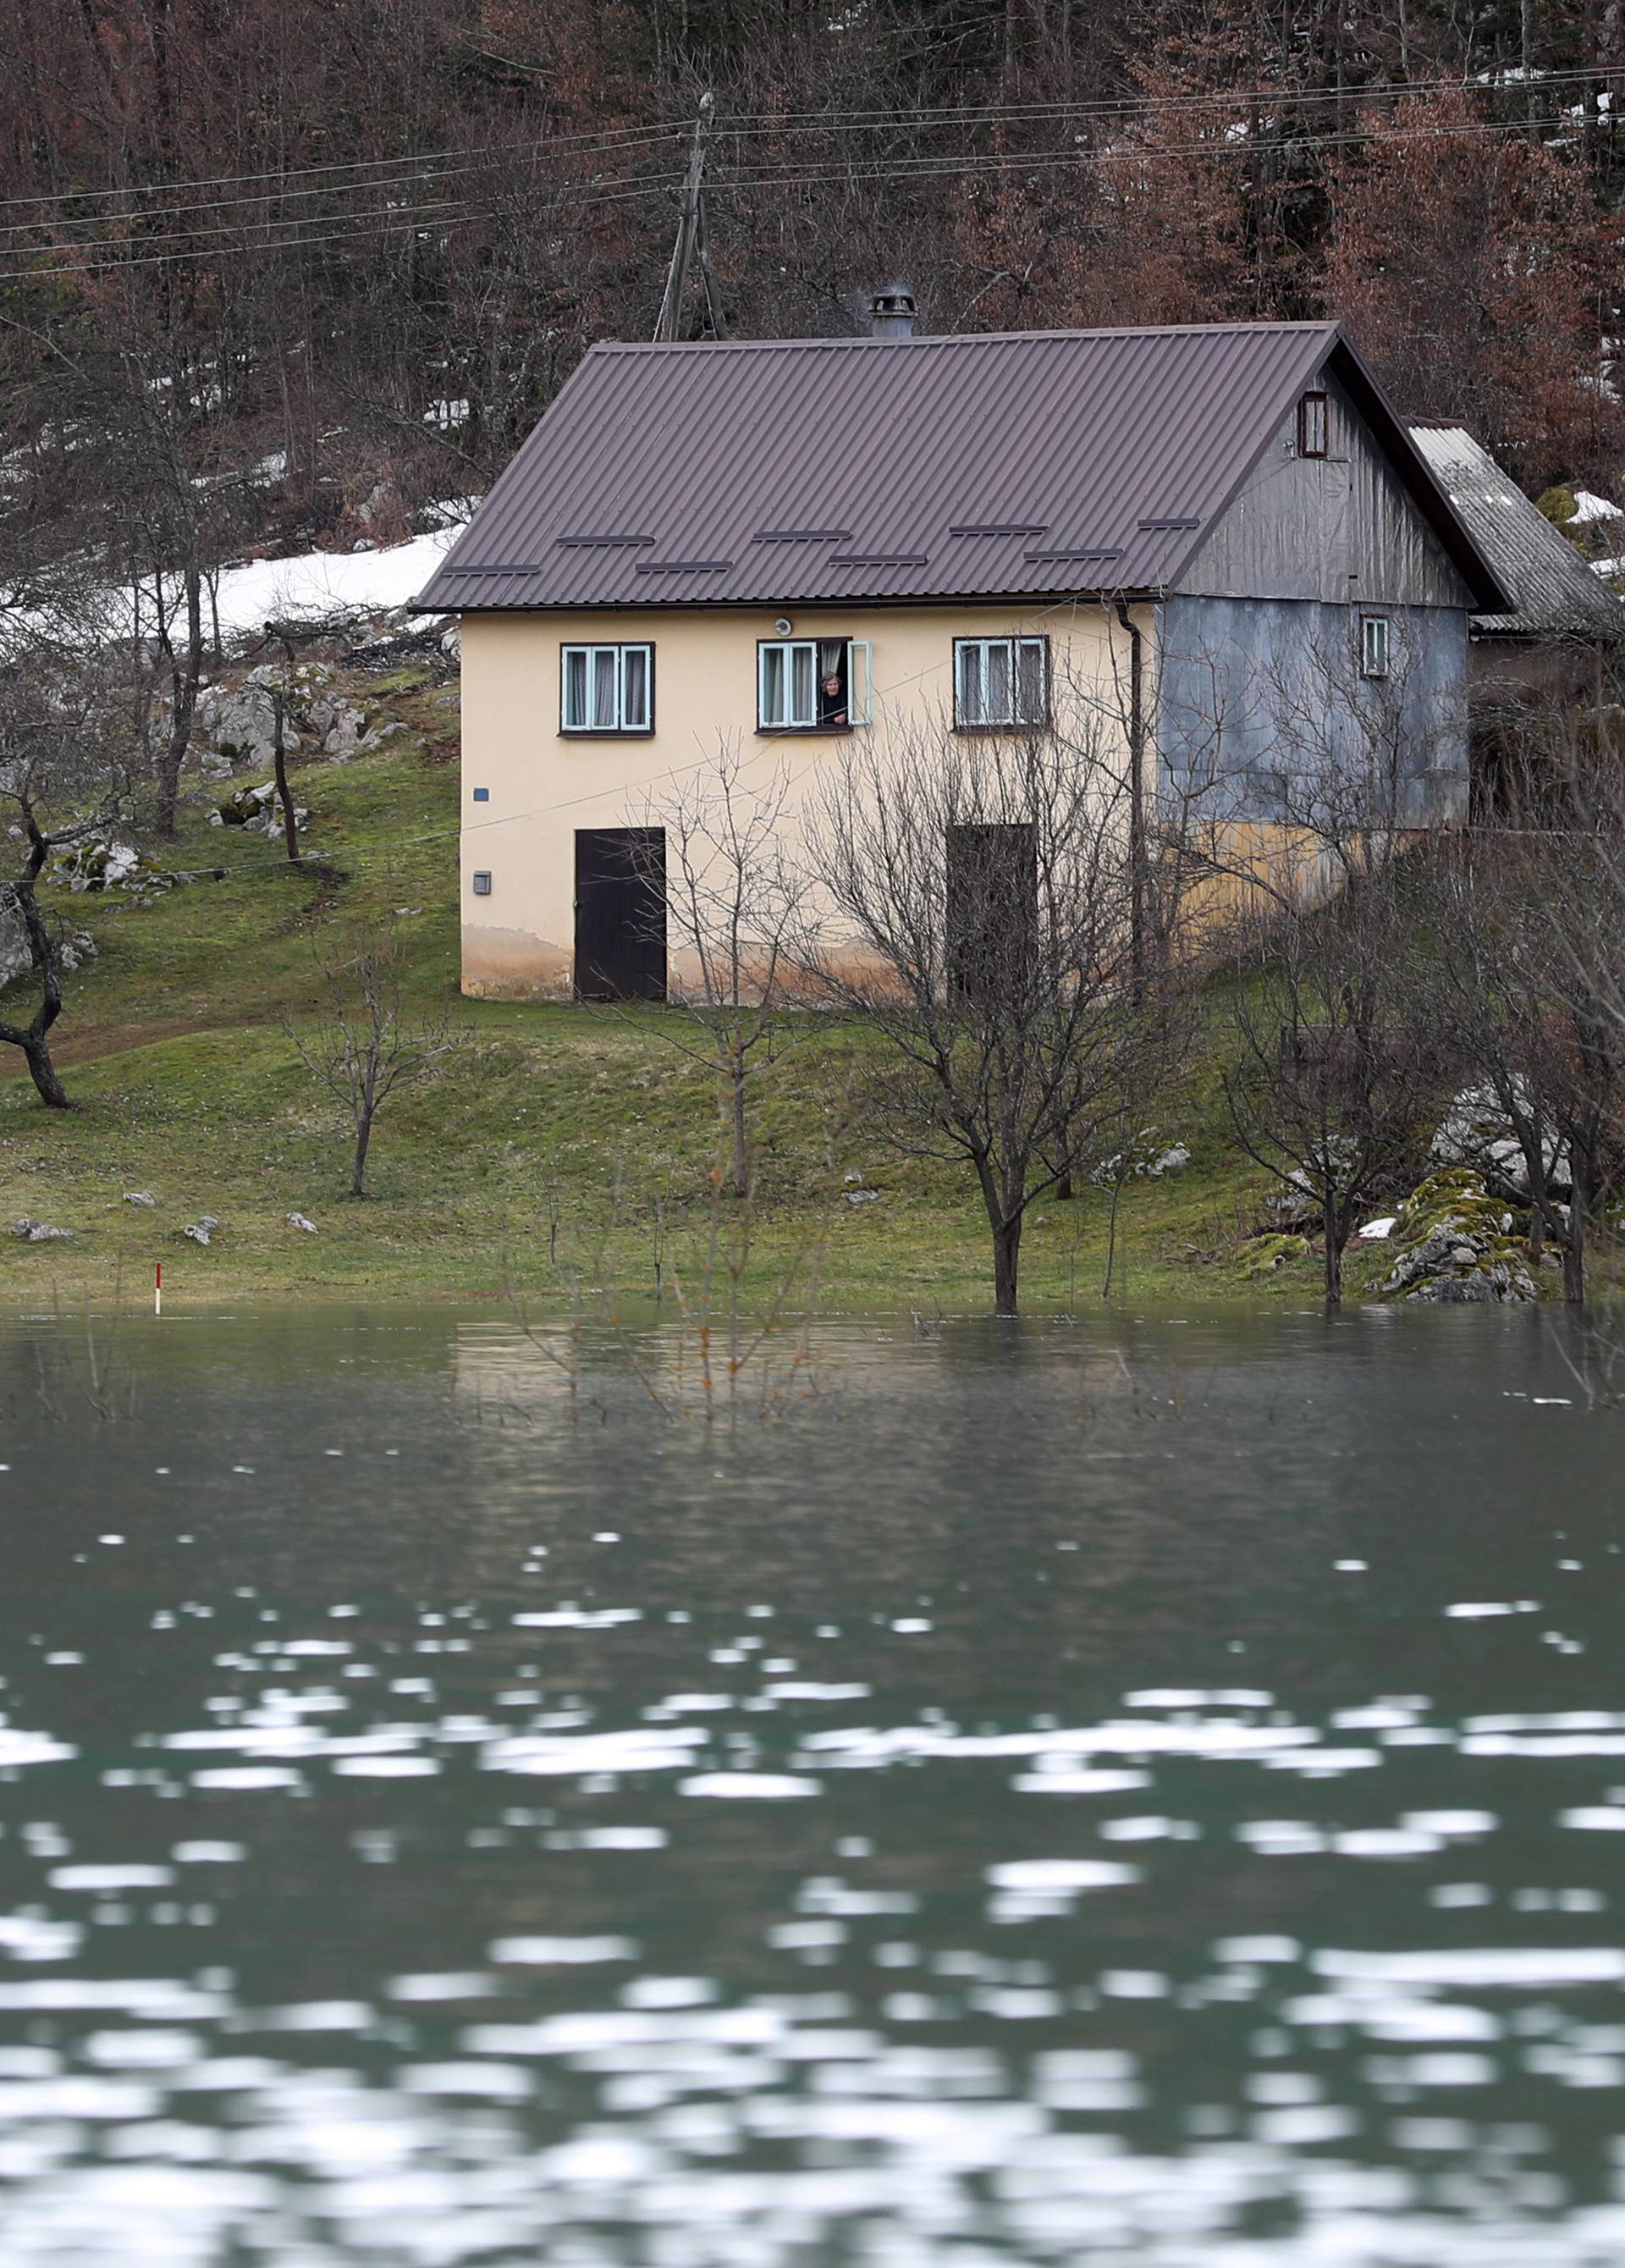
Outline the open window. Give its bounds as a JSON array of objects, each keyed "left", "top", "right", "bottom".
[
  {"left": 1360, "top": 614, "right": 1391, "bottom": 679},
  {"left": 953, "top": 637, "right": 1048, "bottom": 730},
  {"left": 757, "top": 636, "right": 871, "bottom": 731},
  {"left": 561, "top": 643, "right": 653, "bottom": 734}
]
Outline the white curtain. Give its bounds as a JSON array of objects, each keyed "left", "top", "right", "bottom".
[
  {"left": 564, "top": 648, "right": 589, "bottom": 729},
  {"left": 957, "top": 643, "right": 984, "bottom": 725},
  {"left": 591, "top": 648, "right": 618, "bottom": 729},
  {"left": 622, "top": 647, "right": 649, "bottom": 728},
  {"left": 790, "top": 643, "right": 816, "bottom": 726}
]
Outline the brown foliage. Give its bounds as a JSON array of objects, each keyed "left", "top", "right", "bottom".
[{"left": 1325, "top": 91, "right": 1619, "bottom": 485}]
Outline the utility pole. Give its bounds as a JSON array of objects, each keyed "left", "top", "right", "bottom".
[{"left": 654, "top": 93, "right": 728, "bottom": 342}]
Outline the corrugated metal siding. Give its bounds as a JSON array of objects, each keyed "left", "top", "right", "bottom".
[
  {"left": 417, "top": 323, "right": 1346, "bottom": 613},
  {"left": 1156, "top": 593, "right": 1469, "bottom": 823},
  {"left": 1407, "top": 422, "right": 1625, "bottom": 642},
  {"left": 1179, "top": 381, "right": 1469, "bottom": 610}
]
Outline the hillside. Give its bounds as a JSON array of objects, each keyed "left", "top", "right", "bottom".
[{"left": 0, "top": 653, "right": 1423, "bottom": 1315}]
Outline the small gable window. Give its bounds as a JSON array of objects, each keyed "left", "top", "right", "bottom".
[
  {"left": 561, "top": 643, "right": 653, "bottom": 734},
  {"left": 1361, "top": 614, "right": 1391, "bottom": 679},
  {"left": 954, "top": 637, "right": 1048, "bottom": 730},
  {"left": 1298, "top": 391, "right": 1330, "bottom": 459},
  {"left": 758, "top": 637, "right": 871, "bottom": 731}
]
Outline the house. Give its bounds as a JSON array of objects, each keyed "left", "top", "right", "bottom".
[
  {"left": 1406, "top": 420, "right": 1624, "bottom": 808},
  {"left": 416, "top": 313, "right": 1507, "bottom": 1002}
]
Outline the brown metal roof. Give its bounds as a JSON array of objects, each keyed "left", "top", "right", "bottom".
[{"left": 416, "top": 322, "right": 1507, "bottom": 615}]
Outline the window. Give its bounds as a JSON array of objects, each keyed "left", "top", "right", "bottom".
[
  {"left": 1298, "top": 390, "right": 1330, "bottom": 459},
  {"left": 1361, "top": 614, "right": 1391, "bottom": 679},
  {"left": 757, "top": 637, "right": 870, "bottom": 731},
  {"left": 953, "top": 637, "right": 1047, "bottom": 729},
  {"left": 561, "top": 643, "right": 653, "bottom": 734}
]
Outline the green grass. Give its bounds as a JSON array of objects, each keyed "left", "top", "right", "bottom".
[{"left": 0, "top": 671, "right": 1448, "bottom": 1311}]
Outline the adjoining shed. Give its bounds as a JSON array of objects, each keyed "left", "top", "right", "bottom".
[{"left": 1407, "top": 420, "right": 1624, "bottom": 809}]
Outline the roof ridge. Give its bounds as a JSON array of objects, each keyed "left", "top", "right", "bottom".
[{"left": 586, "top": 320, "right": 1340, "bottom": 356}]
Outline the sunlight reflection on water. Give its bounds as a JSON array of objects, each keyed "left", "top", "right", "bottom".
[{"left": 0, "top": 1305, "right": 1622, "bottom": 2262}]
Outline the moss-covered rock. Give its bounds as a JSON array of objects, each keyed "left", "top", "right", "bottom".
[
  {"left": 1237, "top": 1232, "right": 1309, "bottom": 1280},
  {"left": 216, "top": 781, "right": 308, "bottom": 833},
  {"left": 1380, "top": 1168, "right": 1536, "bottom": 1304}
]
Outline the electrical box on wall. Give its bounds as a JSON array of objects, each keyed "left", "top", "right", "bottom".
[{"left": 471, "top": 871, "right": 493, "bottom": 897}]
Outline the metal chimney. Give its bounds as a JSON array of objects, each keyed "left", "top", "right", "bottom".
[{"left": 867, "top": 282, "right": 917, "bottom": 339}]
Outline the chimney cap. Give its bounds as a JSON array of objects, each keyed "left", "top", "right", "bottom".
[{"left": 867, "top": 281, "right": 917, "bottom": 338}]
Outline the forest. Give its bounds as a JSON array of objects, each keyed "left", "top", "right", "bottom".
[{"left": 3, "top": 0, "right": 1624, "bottom": 604}]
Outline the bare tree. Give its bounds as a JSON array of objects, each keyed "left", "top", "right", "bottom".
[
  {"left": 1224, "top": 857, "right": 1442, "bottom": 1305},
  {"left": 1205, "top": 621, "right": 1455, "bottom": 1305},
  {"left": 256, "top": 612, "right": 354, "bottom": 863},
  {"left": 1425, "top": 713, "right": 1625, "bottom": 1306},
  {"left": 283, "top": 931, "right": 463, "bottom": 1197},
  {"left": 0, "top": 621, "right": 130, "bottom": 1109},
  {"left": 801, "top": 704, "right": 1188, "bottom": 1316},
  {"left": 632, "top": 748, "right": 813, "bottom": 1199}
]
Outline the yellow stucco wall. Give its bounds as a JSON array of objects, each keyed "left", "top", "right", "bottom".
[{"left": 458, "top": 601, "right": 1148, "bottom": 998}]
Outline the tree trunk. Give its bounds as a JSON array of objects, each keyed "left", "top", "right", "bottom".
[
  {"left": 728, "top": 1053, "right": 748, "bottom": 1199},
  {"left": 19, "top": 1030, "right": 71, "bottom": 1109},
  {"left": 1323, "top": 1192, "right": 1344, "bottom": 1308},
  {"left": 1562, "top": 1143, "right": 1592, "bottom": 1307},
  {"left": 351, "top": 1110, "right": 374, "bottom": 1199},
  {"left": 273, "top": 688, "right": 299, "bottom": 863},
  {"left": 993, "top": 1214, "right": 1022, "bottom": 1316},
  {"left": 156, "top": 550, "right": 204, "bottom": 839},
  {"left": 0, "top": 864, "right": 72, "bottom": 1108}
]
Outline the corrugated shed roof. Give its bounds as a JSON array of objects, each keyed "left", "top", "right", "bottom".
[
  {"left": 1407, "top": 421, "right": 1624, "bottom": 642},
  {"left": 416, "top": 321, "right": 1506, "bottom": 614}
]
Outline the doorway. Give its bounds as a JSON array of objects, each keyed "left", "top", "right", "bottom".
[{"left": 573, "top": 828, "right": 667, "bottom": 1002}]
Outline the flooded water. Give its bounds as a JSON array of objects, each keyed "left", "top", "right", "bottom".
[{"left": 0, "top": 1304, "right": 1622, "bottom": 2265}]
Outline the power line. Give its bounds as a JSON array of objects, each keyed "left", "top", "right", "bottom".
[
  {"left": 0, "top": 116, "right": 697, "bottom": 216},
  {"left": 0, "top": 174, "right": 687, "bottom": 285},
  {"left": 0, "top": 62, "right": 1617, "bottom": 245},
  {"left": 0, "top": 164, "right": 689, "bottom": 264},
  {"left": 2, "top": 102, "right": 1600, "bottom": 288}
]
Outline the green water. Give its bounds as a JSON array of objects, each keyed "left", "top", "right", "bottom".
[{"left": 0, "top": 1305, "right": 1622, "bottom": 2264}]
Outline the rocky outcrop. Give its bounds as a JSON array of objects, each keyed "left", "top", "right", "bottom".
[
  {"left": 1091, "top": 1128, "right": 1192, "bottom": 1184},
  {"left": 1431, "top": 1081, "right": 1569, "bottom": 1200},
  {"left": 214, "top": 781, "right": 308, "bottom": 834},
  {"left": 0, "top": 895, "right": 96, "bottom": 988},
  {"left": 53, "top": 841, "right": 181, "bottom": 898},
  {"left": 196, "top": 663, "right": 369, "bottom": 772},
  {"left": 1379, "top": 1168, "right": 1537, "bottom": 1304}
]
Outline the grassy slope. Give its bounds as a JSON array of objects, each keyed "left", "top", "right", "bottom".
[{"left": 0, "top": 669, "right": 1412, "bottom": 1310}]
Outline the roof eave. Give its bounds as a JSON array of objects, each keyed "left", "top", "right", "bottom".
[{"left": 410, "top": 583, "right": 1166, "bottom": 616}]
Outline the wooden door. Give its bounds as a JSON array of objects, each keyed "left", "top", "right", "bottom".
[
  {"left": 945, "top": 822, "right": 1037, "bottom": 1004},
  {"left": 574, "top": 828, "right": 667, "bottom": 1002}
]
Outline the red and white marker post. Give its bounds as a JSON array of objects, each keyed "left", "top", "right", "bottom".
[{"left": 155, "top": 1261, "right": 162, "bottom": 1317}]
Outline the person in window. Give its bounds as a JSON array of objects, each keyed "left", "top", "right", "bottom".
[{"left": 818, "top": 647, "right": 849, "bottom": 727}]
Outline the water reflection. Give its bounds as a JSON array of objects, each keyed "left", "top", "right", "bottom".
[{"left": 0, "top": 1305, "right": 1622, "bottom": 2262}]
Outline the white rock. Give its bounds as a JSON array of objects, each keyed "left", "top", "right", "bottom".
[
  {"left": 1358, "top": 1217, "right": 1396, "bottom": 1240},
  {"left": 1431, "top": 1080, "right": 1568, "bottom": 1197},
  {"left": 287, "top": 1213, "right": 319, "bottom": 1233},
  {"left": 124, "top": 1192, "right": 157, "bottom": 1208}
]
